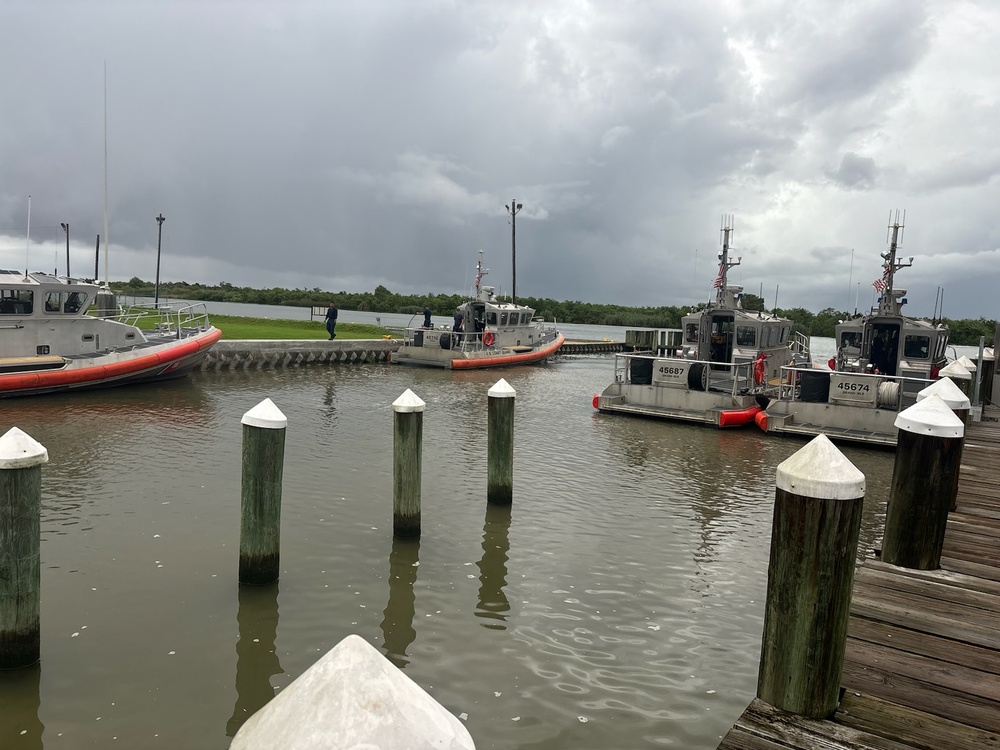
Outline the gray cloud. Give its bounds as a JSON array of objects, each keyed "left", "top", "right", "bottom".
[{"left": 1, "top": 0, "right": 997, "bottom": 319}]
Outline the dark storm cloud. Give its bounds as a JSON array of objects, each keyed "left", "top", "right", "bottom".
[{"left": 1, "top": 0, "right": 998, "bottom": 318}]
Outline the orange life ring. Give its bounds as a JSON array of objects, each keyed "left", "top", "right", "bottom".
[{"left": 482, "top": 330, "right": 495, "bottom": 347}]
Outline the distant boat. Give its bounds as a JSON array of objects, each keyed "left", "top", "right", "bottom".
[
  {"left": 391, "top": 250, "right": 564, "bottom": 369},
  {"left": 0, "top": 270, "right": 221, "bottom": 398},
  {"left": 593, "top": 216, "right": 810, "bottom": 427}
]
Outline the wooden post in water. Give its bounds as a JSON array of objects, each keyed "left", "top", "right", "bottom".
[
  {"left": 0, "top": 428, "right": 49, "bottom": 669},
  {"left": 487, "top": 379, "right": 515, "bottom": 506},
  {"left": 757, "top": 434, "right": 865, "bottom": 719},
  {"left": 882, "top": 394, "right": 964, "bottom": 570},
  {"left": 239, "top": 398, "right": 287, "bottom": 585},
  {"left": 393, "top": 389, "right": 425, "bottom": 539},
  {"left": 916, "top": 378, "right": 970, "bottom": 512}
]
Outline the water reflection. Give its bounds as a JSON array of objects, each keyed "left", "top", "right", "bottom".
[
  {"left": 380, "top": 538, "right": 419, "bottom": 669},
  {"left": 226, "top": 583, "right": 283, "bottom": 737},
  {"left": 0, "top": 664, "right": 42, "bottom": 750},
  {"left": 476, "top": 503, "right": 512, "bottom": 629}
]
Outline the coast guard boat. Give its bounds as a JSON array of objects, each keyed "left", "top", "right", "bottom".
[
  {"left": 0, "top": 270, "right": 221, "bottom": 398},
  {"left": 392, "top": 251, "right": 563, "bottom": 369},
  {"left": 756, "top": 213, "right": 949, "bottom": 446},
  {"left": 594, "top": 217, "right": 810, "bottom": 427}
]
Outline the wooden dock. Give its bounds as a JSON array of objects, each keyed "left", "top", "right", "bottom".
[{"left": 718, "top": 406, "right": 1000, "bottom": 749}]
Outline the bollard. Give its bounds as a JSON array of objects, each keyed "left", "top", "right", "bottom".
[
  {"left": 393, "top": 389, "right": 424, "bottom": 539},
  {"left": 939, "top": 361, "right": 971, "bottom": 399},
  {"left": 0, "top": 428, "right": 48, "bottom": 669},
  {"left": 239, "top": 399, "right": 287, "bottom": 585},
  {"left": 882, "top": 394, "right": 964, "bottom": 570},
  {"left": 916, "top": 378, "right": 970, "bottom": 511},
  {"left": 230, "top": 634, "right": 475, "bottom": 749},
  {"left": 757, "top": 434, "right": 865, "bottom": 719},
  {"left": 980, "top": 346, "right": 995, "bottom": 406},
  {"left": 487, "top": 379, "right": 515, "bottom": 506}
]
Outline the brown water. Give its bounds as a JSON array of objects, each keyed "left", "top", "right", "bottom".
[{"left": 0, "top": 354, "right": 895, "bottom": 749}]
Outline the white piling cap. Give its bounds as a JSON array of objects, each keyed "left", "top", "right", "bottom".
[
  {"left": 895, "top": 392, "right": 965, "bottom": 438},
  {"left": 393, "top": 388, "right": 426, "bottom": 413},
  {"left": 956, "top": 355, "right": 977, "bottom": 371},
  {"left": 984, "top": 347, "right": 995, "bottom": 361},
  {"left": 776, "top": 434, "right": 865, "bottom": 500},
  {"left": 488, "top": 378, "right": 516, "bottom": 398},
  {"left": 242, "top": 398, "right": 288, "bottom": 429},
  {"left": 231, "top": 634, "right": 475, "bottom": 750},
  {"left": 939, "top": 361, "right": 971, "bottom": 380},
  {"left": 0, "top": 427, "right": 49, "bottom": 469},
  {"left": 916, "top": 377, "right": 971, "bottom": 410}
]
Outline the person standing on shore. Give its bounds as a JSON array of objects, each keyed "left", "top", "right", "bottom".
[{"left": 325, "top": 303, "right": 338, "bottom": 339}]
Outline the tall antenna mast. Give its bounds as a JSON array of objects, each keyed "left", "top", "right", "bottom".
[
  {"left": 878, "top": 209, "right": 911, "bottom": 316},
  {"left": 24, "top": 195, "right": 32, "bottom": 278},
  {"left": 103, "top": 61, "right": 110, "bottom": 287},
  {"left": 714, "top": 214, "right": 740, "bottom": 305}
]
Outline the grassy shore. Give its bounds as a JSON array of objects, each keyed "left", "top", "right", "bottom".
[{"left": 209, "top": 314, "right": 397, "bottom": 340}]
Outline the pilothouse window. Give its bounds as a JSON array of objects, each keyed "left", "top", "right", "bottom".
[
  {"left": 736, "top": 326, "right": 757, "bottom": 346},
  {"left": 903, "top": 334, "right": 930, "bottom": 359},
  {"left": 0, "top": 289, "right": 33, "bottom": 315}
]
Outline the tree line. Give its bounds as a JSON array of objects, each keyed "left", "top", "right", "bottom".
[{"left": 114, "top": 278, "right": 996, "bottom": 346}]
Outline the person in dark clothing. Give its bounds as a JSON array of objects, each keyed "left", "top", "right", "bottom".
[
  {"left": 325, "top": 303, "right": 338, "bottom": 339},
  {"left": 453, "top": 309, "right": 464, "bottom": 343},
  {"left": 423, "top": 305, "right": 432, "bottom": 328}
]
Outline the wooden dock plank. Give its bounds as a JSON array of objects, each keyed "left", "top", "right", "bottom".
[{"left": 718, "top": 405, "right": 1000, "bottom": 750}]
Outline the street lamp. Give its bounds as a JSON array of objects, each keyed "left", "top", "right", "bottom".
[
  {"left": 155, "top": 214, "right": 165, "bottom": 307},
  {"left": 60, "top": 222, "right": 70, "bottom": 277},
  {"left": 505, "top": 200, "right": 523, "bottom": 303}
]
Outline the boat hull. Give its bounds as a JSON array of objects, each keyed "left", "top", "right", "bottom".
[
  {"left": 393, "top": 332, "right": 564, "bottom": 369},
  {"left": 0, "top": 328, "right": 222, "bottom": 398}
]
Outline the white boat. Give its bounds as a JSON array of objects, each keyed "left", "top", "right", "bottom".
[
  {"left": 758, "top": 214, "right": 950, "bottom": 446},
  {"left": 594, "top": 218, "right": 810, "bottom": 428},
  {"left": 391, "top": 251, "right": 564, "bottom": 369},
  {"left": 0, "top": 270, "right": 221, "bottom": 398}
]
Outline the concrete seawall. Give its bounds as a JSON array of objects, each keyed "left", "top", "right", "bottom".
[{"left": 200, "top": 339, "right": 623, "bottom": 370}]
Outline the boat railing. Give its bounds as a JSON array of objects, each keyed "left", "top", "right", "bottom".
[
  {"left": 115, "top": 302, "right": 213, "bottom": 339},
  {"left": 790, "top": 331, "right": 811, "bottom": 358},
  {"left": 613, "top": 351, "right": 756, "bottom": 396},
  {"left": 776, "top": 365, "right": 934, "bottom": 411}
]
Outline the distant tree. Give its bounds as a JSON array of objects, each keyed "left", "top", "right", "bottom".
[{"left": 741, "top": 293, "right": 764, "bottom": 311}]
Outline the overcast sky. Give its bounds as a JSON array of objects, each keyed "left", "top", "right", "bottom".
[{"left": 2, "top": 1, "right": 997, "bottom": 319}]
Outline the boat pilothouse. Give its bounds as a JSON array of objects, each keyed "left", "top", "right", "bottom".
[
  {"left": 392, "top": 251, "right": 564, "bottom": 369},
  {"left": 595, "top": 216, "right": 810, "bottom": 428}
]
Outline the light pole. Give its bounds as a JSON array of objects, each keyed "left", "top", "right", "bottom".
[
  {"left": 505, "top": 199, "right": 523, "bottom": 303},
  {"left": 155, "top": 214, "right": 165, "bottom": 307},
  {"left": 60, "top": 222, "right": 70, "bottom": 277}
]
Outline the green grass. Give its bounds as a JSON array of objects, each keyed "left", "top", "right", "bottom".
[{"left": 209, "top": 314, "right": 397, "bottom": 340}]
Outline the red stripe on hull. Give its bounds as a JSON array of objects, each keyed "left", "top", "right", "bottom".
[
  {"left": 449, "top": 334, "right": 565, "bottom": 370},
  {"left": 0, "top": 328, "right": 222, "bottom": 397}
]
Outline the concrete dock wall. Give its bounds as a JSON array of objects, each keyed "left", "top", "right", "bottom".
[{"left": 200, "top": 339, "right": 622, "bottom": 370}]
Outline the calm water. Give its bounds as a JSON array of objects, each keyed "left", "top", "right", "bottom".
[{"left": 1, "top": 350, "right": 898, "bottom": 749}]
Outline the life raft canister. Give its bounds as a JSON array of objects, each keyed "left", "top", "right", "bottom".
[{"left": 483, "top": 329, "right": 495, "bottom": 347}]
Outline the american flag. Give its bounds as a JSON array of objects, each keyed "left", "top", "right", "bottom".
[
  {"left": 713, "top": 263, "right": 725, "bottom": 289},
  {"left": 872, "top": 278, "right": 887, "bottom": 293}
]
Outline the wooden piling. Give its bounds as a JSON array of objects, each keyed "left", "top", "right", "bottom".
[
  {"left": 239, "top": 399, "right": 287, "bottom": 585},
  {"left": 487, "top": 379, "right": 515, "bottom": 506},
  {"left": 392, "top": 389, "right": 424, "bottom": 539},
  {"left": 916, "top": 377, "right": 971, "bottom": 511},
  {"left": 882, "top": 393, "right": 965, "bottom": 570},
  {"left": 0, "top": 428, "right": 49, "bottom": 669},
  {"left": 757, "top": 434, "right": 865, "bottom": 719},
  {"left": 940, "top": 360, "right": 972, "bottom": 399}
]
